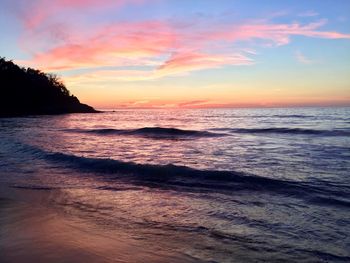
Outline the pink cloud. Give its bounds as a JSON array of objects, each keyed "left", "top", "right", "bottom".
[
  {"left": 24, "top": 0, "right": 144, "bottom": 30},
  {"left": 206, "top": 19, "right": 350, "bottom": 46},
  {"left": 17, "top": 4, "right": 350, "bottom": 79},
  {"left": 63, "top": 52, "right": 252, "bottom": 83},
  {"left": 158, "top": 52, "right": 253, "bottom": 75},
  {"left": 27, "top": 21, "right": 176, "bottom": 71}
]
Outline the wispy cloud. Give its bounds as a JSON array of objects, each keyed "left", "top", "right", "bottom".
[
  {"left": 177, "top": 100, "right": 208, "bottom": 107},
  {"left": 24, "top": 21, "right": 176, "bottom": 71},
  {"left": 14, "top": 2, "right": 350, "bottom": 81},
  {"left": 337, "top": 16, "right": 348, "bottom": 22},
  {"left": 23, "top": 0, "right": 144, "bottom": 30},
  {"left": 157, "top": 52, "right": 253, "bottom": 76},
  {"left": 111, "top": 99, "right": 233, "bottom": 109},
  {"left": 295, "top": 51, "right": 314, "bottom": 64},
  {"left": 298, "top": 10, "right": 319, "bottom": 17},
  {"left": 65, "top": 69, "right": 157, "bottom": 83}
]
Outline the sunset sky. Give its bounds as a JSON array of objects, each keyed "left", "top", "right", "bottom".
[{"left": 1, "top": 0, "right": 349, "bottom": 108}]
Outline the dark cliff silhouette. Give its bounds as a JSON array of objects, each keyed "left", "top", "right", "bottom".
[{"left": 0, "top": 57, "right": 98, "bottom": 117}]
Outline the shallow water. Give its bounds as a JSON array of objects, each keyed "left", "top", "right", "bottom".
[{"left": 1, "top": 108, "right": 350, "bottom": 262}]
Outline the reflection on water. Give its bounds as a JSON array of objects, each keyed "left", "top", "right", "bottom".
[
  {"left": 4, "top": 108, "right": 349, "bottom": 182},
  {"left": 1, "top": 108, "right": 350, "bottom": 262},
  {"left": 0, "top": 190, "right": 195, "bottom": 263}
]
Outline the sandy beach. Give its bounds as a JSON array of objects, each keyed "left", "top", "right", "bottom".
[{"left": 0, "top": 186, "right": 196, "bottom": 263}]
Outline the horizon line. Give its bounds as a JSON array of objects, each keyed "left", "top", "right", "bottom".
[{"left": 95, "top": 105, "right": 350, "bottom": 110}]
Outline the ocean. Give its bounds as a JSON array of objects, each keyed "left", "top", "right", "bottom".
[{"left": 0, "top": 107, "right": 349, "bottom": 262}]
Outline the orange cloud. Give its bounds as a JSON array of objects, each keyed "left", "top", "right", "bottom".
[
  {"left": 109, "top": 99, "right": 217, "bottom": 109},
  {"left": 62, "top": 52, "right": 252, "bottom": 84}
]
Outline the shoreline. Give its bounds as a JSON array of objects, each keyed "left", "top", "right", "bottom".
[{"left": 0, "top": 185, "right": 196, "bottom": 263}]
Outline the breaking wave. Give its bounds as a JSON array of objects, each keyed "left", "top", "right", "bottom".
[
  {"left": 66, "top": 126, "right": 350, "bottom": 138},
  {"left": 22, "top": 144, "right": 350, "bottom": 207},
  {"left": 67, "top": 127, "right": 225, "bottom": 139},
  {"left": 211, "top": 127, "right": 350, "bottom": 136}
]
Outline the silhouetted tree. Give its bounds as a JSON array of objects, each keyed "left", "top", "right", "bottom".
[{"left": 0, "top": 57, "right": 97, "bottom": 117}]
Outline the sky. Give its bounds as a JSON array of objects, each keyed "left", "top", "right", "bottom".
[{"left": 0, "top": 0, "right": 350, "bottom": 108}]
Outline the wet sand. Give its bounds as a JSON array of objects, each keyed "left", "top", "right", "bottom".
[{"left": 0, "top": 186, "right": 196, "bottom": 263}]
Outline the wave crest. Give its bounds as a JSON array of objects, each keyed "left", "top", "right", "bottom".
[
  {"left": 67, "top": 126, "right": 350, "bottom": 138},
  {"left": 22, "top": 145, "right": 349, "bottom": 206},
  {"left": 68, "top": 127, "right": 225, "bottom": 139},
  {"left": 8, "top": 141, "right": 350, "bottom": 208},
  {"left": 211, "top": 127, "right": 350, "bottom": 136}
]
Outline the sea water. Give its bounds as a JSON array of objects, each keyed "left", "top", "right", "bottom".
[{"left": 0, "top": 108, "right": 349, "bottom": 262}]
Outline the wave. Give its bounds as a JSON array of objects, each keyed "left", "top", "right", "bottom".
[
  {"left": 210, "top": 127, "right": 350, "bottom": 136},
  {"left": 271, "top": 114, "right": 311, "bottom": 118},
  {"left": 202, "top": 114, "right": 312, "bottom": 118},
  {"left": 11, "top": 185, "right": 55, "bottom": 191},
  {"left": 309, "top": 196, "right": 350, "bottom": 208},
  {"left": 249, "top": 115, "right": 312, "bottom": 119},
  {"left": 22, "top": 144, "right": 349, "bottom": 206},
  {"left": 67, "top": 126, "right": 350, "bottom": 138},
  {"left": 68, "top": 127, "right": 225, "bottom": 139}
]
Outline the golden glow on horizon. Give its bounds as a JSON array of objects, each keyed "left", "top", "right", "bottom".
[{"left": 68, "top": 80, "right": 350, "bottom": 109}]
